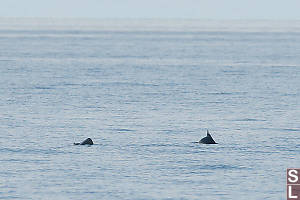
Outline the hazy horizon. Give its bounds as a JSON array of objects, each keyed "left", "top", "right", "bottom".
[
  {"left": 1, "top": 0, "right": 300, "bottom": 20},
  {"left": 1, "top": 18, "right": 300, "bottom": 34}
]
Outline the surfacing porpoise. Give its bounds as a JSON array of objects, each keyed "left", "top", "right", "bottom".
[
  {"left": 74, "top": 138, "right": 94, "bottom": 145},
  {"left": 199, "top": 130, "right": 217, "bottom": 144}
]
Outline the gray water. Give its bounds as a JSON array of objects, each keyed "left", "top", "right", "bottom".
[{"left": 0, "top": 19, "right": 300, "bottom": 200}]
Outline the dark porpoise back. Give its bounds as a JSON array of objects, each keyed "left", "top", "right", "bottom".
[
  {"left": 199, "top": 130, "right": 217, "bottom": 144},
  {"left": 74, "top": 138, "right": 94, "bottom": 145}
]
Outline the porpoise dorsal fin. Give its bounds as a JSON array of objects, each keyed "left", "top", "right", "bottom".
[
  {"left": 207, "top": 129, "right": 211, "bottom": 137},
  {"left": 199, "top": 130, "right": 217, "bottom": 144}
]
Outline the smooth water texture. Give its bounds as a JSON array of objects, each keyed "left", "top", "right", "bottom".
[{"left": 0, "top": 19, "right": 300, "bottom": 200}]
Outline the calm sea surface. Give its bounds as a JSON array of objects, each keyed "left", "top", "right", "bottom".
[{"left": 0, "top": 19, "right": 300, "bottom": 200}]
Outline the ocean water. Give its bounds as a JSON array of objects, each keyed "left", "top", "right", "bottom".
[{"left": 0, "top": 19, "right": 300, "bottom": 200}]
